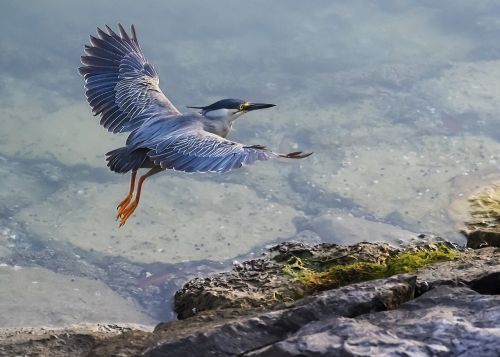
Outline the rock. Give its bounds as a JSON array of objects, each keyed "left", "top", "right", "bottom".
[
  {"left": 301, "top": 210, "right": 418, "bottom": 245},
  {"left": 0, "top": 274, "right": 414, "bottom": 356},
  {"left": 460, "top": 181, "right": 500, "bottom": 248},
  {"left": 309, "top": 135, "right": 500, "bottom": 240},
  {"left": 0, "top": 241, "right": 498, "bottom": 356},
  {"left": 174, "top": 240, "right": 458, "bottom": 319},
  {"left": 0, "top": 323, "right": 152, "bottom": 357},
  {"left": 0, "top": 265, "right": 154, "bottom": 328},
  {"left": 144, "top": 275, "right": 415, "bottom": 357},
  {"left": 252, "top": 285, "right": 500, "bottom": 357},
  {"left": 0, "top": 98, "right": 122, "bottom": 168},
  {"left": 416, "top": 246, "right": 499, "bottom": 291}
]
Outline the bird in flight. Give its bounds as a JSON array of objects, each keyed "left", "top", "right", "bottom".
[{"left": 79, "top": 24, "right": 311, "bottom": 227}]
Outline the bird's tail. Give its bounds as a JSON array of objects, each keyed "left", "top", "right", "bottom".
[{"left": 106, "top": 147, "right": 148, "bottom": 173}]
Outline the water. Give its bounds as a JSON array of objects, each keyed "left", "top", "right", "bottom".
[{"left": 1, "top": 0, "right": 500, "bottom": 326}]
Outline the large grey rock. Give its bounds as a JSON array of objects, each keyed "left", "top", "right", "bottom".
[
  {"left": 253, "top": 285, "right": 500, "bottom": 357},
  {"left": 143, "top": 274, "right": 416, "bottom": 357}
]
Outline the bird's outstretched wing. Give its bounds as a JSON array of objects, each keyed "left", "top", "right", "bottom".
[
  {"left": 79, "top": 24, "right": 180, "bottom": 133},
  {"left": 146, "top": 126, "right": 312, "bottom": 173}
]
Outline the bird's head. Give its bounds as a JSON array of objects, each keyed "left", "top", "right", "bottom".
[{"left": 188, "top": 98, "right": 275, "bottom": 121}]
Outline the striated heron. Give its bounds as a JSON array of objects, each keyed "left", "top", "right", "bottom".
[{"left": 79, "top": 24, "right": 312, "bottom": 226}]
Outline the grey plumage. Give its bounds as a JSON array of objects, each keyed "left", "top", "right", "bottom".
[{"left": 80, "top": 24, "right": 311, "bottom": 175}]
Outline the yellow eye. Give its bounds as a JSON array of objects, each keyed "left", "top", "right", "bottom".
[{"left": 239, "top": 102, "right": 250, "bottom": 111}]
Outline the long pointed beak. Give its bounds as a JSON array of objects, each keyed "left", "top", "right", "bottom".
[{"left": 246, "top": 103, "right": 276, "bottom": 111}]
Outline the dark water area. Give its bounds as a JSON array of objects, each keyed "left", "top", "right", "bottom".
[{"left": 1, "top": 0, "right": 500, "bottom": 326}]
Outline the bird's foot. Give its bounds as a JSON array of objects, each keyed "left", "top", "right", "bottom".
[
  {"left": 116, "top": 194, "right": 133, "bottom": 220},
  {"left": 118, "top": 200, "right": 138, "bottom": 227}
]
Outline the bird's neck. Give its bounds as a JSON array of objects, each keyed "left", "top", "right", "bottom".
[{"left": 203, "top": 117, "right": 233, "bottom": 138}]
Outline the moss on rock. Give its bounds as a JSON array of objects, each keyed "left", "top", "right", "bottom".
[
  {"left": 175, "top": 240, "right": 462, "bottom": 318},
  {"left": 283, "top": 243, "right": 460, "bottom": 292}
]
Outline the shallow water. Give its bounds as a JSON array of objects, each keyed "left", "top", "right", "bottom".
[{"left": 1, "top": 0, "right": 500, "bottom": 326}]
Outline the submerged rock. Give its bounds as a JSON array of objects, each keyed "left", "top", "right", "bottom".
[
  {"left": 309, "top": 134, "right": 500, "bottom": 240},
  {"left": 300, "top": 210, "right": 418, "bottom": 246},
  {"left": 0, "top": 265, "right": 154, "bottom": 328},
  {"left": 14, "top": 178, "right": 299, "bottom": 264},
  {"left": 0, "top": 98, "right": 123, "bottom": 168}
]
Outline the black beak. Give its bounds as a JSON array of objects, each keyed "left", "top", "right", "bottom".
[{"left": 246, "top": 103, "right": 276, "bottom": 111}]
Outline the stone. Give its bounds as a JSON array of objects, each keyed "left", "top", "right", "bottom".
[
  {"left": 415, "top": 246, "right": 499, "bottom": 290},
  {"left": 0, "top": 323, "right": 152, "bottom": 357},
  {"left": 309, "top": 135, "right": 500, "bottom": 240},
  {"left": 0, "top": 95, "right": 122, "bottom": 168},
  {"left": 0, "top": 265, "right": 154, "bottom": 328},
  {"left": 14, "top": 177, "right": 299, "bottom": 264},
  {"left": 416, "top": 60, "right": 500, "bottom": 119},
  {"left": 174, "top": 240, "right": 458, "bottom": 319},
  {"left": 301, "top": 210, "right": 418, "bottom": 245},
  {"left": 0, "top": 242, "right": 498, "bottom": 356},
  {"left": 252, "top": 285, "right": 500, "bottom": 357},
  {"left": 459, "top": 181, "right": 500, "bottom": 248}
]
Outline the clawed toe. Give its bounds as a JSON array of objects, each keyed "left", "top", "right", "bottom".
[
  {"left": 119, "top": 201, "right": 138, "bottom": 227},
  {"left": 116, "top": 194, "right": 132, "bottom": 220}
]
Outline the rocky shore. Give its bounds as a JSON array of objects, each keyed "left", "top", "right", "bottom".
[{"left": 1, "top": 238, "right": 498, "bottom": 357}]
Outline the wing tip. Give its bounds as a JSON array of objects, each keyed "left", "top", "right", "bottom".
[{"left": 130, "top": 24, "right": 139, "bottom": 47}]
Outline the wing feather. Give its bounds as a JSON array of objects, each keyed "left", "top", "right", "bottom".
[
  {"left": 145, "top": 126, "right": 311, "bottom": 173},
  {"left": 79, "top": 24, "right": 181, "bottom": 134}
]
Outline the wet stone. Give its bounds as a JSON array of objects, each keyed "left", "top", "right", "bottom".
[
  {"left": 0, "top": 160, "right": 50, "bottom": 216},
  {"left": 309, "top": 135, "right": 500, "bottom": 240},
  {"left": 0, "top": 265, "right": 154, "bottom": 328},
  {"left": 299, "top": 210, "right": 419, "bottom": 246},
  {"left": 14, "top": 176, "right": 300, "bottom": 264},
  {"left": 0, "top": 90, "right": 123, "bottom": 168}
]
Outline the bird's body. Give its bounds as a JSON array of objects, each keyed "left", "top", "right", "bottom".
[{"left": 79, "top": 24, "right": 311, "bottom": 226}]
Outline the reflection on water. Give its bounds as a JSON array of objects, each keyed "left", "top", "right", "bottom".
[{"left": 1, "top": 0, "right": 500, "bottom": 326}]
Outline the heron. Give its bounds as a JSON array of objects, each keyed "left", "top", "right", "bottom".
[{"left": 79, "top": 24, "right": 312, "bottom": 227}]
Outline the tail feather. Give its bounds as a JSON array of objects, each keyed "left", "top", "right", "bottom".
[{"left": 106, "top": 147, "right": 148, "bottom": 173}]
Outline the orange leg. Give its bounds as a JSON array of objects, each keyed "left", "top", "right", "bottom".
[
  {"left": 118, "top": 167, "right": 161, "bottom": 227},
  {"left": 116, "top": 170, "right": 137, "bottom": 220}
]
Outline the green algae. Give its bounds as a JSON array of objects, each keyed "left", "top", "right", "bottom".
[
  {"left": 463, "top": 183, "right": 500, "bottom": 248},
  {"left": 283, "top": 243, "right": 461, "bottom": 291},
  {"left": 467, "top": 183, "right": 500, "bottom": 229}
]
